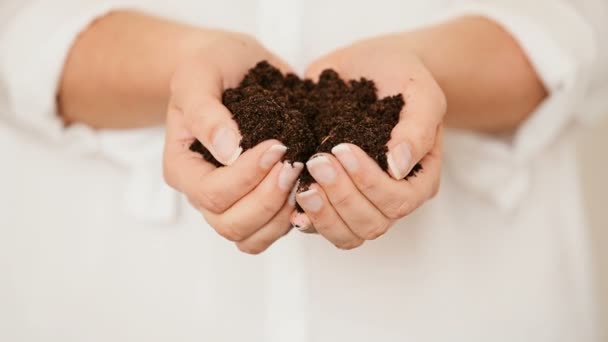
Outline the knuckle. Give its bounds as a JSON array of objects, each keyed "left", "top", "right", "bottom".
[
  {"left": 259, "top": 199, "right": 281, "bottom": 218},
  {"left": 384, "top": 198, "right": 414, "bottom": 220},
  {"left": 198, "top": 190, "right": 229, "bottom": 214},
  {"left": 331, "top": 190, "right": 355, "bottom": 209},
  {"left": 215, "top": 224, "right": 245, "bottom": 242},
  {"left": 239, "top": 171, "right": 262, "bottom": 190},
  {"left": 354, "top": 174, "right": 379, "bottom": 194},
  {"left": 185, "top": 109, "right": 205, "bottom": 137},
  {"left": 364, "top": 221, "right": 392, "bottom": 240}
]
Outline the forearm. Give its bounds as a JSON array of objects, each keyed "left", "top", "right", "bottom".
[
  {"left": 405, "top": 16, "right": 547, "bottom": 134},
  {"left": 58, "top": 10, "right": 216, "bottom": 129},
  {"left": 59, "top": 14, "right": 545, "bottom": 133}
]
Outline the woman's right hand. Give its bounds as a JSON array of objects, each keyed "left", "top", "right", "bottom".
[{"left": 163, "top": 31, "right": 303, "bottom": 254}]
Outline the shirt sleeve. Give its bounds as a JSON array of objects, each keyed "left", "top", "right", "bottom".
[
  {"left": 429, "top": 0, "right": 608, "bottom": 210},
  {"left": 0, "top": 0, "right": 135, "bottom": 145},
  {"left": 0, "top": 0, "right": 182, "bottom": 223},
  {"left": 435, "top": 0, "right": 608, "bottom": 159}
]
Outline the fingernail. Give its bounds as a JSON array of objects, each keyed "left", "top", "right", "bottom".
[
  {"left": 331, "top": 144, "right": 359, "bottom": 173},
  {"left": 306, "top": 156, "right": 336, "bottom": 185},
  {"left": 387, "top": 142, "right": 412, "bottom": 180},
  {"left": 291, "top": 211, "right": 312, "bottom": 231},
  {"left": 278, "top": 162, "right": 304, "bottom": 191},
  {"left": 297, "top": 189, "right": 323, "bottom": 213},
  {"left": 260, "top": 144, "right": 287, "bottom": 170},
  {"left": 212, "top": 125, "right": 242, "bottom": 165}
]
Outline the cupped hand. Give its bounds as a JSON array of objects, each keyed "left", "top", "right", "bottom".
[
  {"left": 292, "top": 34, "right": 446, "bottom": 249},
  {"left": 163, "top": 31, "right": 302, "bottom": 254}
]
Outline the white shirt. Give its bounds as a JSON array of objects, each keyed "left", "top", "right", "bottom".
[{"left": 1, "top": 0, "right": 607, "bottom": 341}]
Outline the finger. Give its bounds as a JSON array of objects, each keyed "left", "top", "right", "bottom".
[
  {"left": 306, "top": 154, "right": 392, "bottom": 240},
  {"left": 203, "top": 161, "right": 303, "bottom": 241},
  {"left": 291, "top": 212, "right": 317, "bottom": 234},
  {"left": 163, "top": 106, "right": 216, "bottom": 191},
  {"left": 331, "top": 137, "right": 441, "bottom": 220},
  {"left": 167, "top": 119, "right": 287, "bottom": 215},
  {"left": 171, "top": 60, "right": 242, "bottom": 165},
  {"left": 195, "top": 139, "right": 288, "bottom": 214},
  {"left": 295, "top": 184, "right": 364, "bottom": 250},
  {"left": 403, "top": 125, "right": 443, "bottom": 200},
  {"left": 383, "top": 69, "right": 446, "bottom": 180},
  {"left": 235, "top": 201, "right": 296, "bottom": 255}
]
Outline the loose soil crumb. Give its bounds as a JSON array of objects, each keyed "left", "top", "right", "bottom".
[{"left": 189, "top": 61, "right": 422, "bottom": 210}]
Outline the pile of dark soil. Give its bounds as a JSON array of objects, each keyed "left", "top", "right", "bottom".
[{"left": 190, "top": 61, "right": 421, "bottom": 198}]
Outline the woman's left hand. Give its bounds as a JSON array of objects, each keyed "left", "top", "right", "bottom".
[{"left": 292, "top": 34, "right": 446, "bottom": 249}]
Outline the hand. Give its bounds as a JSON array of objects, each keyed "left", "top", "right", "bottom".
[
  {"left": 292, "top": 34, "right": 446, "bottom": 249},
  {"left": 163, "top": 31, "right": 302, "bottom": 254}
]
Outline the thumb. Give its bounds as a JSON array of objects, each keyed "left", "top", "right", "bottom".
[
  {"left": 171, "top": 63, "right": 242, "bottom": 166},
  {"left": 385, "top": 90, "right": 446, "bottom": 180},
  {"left": 186, "top": 96, "right": 242, "bottom": 165}
]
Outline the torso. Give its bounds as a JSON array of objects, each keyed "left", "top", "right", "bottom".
[{"left": 0, "top": 0, "right": 598, "bottom": 341}]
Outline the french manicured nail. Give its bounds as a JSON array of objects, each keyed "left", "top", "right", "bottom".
[
  {"left": 297, "top": 189, "right": 323, "bottom": 213},
  {"left": 331, "top": 144, "right": 359, "bottom": 173},
  {"left": 278, "top": 162, "right": 304, "bottom": 191},
  {"left": 212, "top": 125, "right": 242, "bottom": 165},
  {"left": 306, "top": 156, "right": 336, "bottom": 185},
  {"left": 387, "top": 142, "right": 412, "bottom": 180},
  {"left": 260, "top": 144, "right": 287, "bottom": 170}
]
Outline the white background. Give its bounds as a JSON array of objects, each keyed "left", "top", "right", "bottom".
[{"left": 578, "top": 115, "right": 608, "bottom": 337}]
